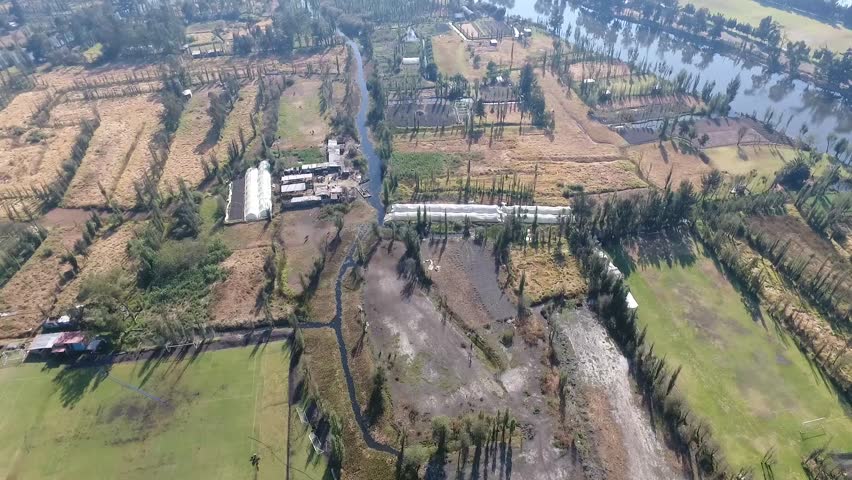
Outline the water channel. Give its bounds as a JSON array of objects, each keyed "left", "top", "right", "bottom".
[{"left": 506, "top": 0, "right": 851, "bottom": 151}]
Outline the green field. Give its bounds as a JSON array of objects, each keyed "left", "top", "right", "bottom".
[
  {"left": 705, "top": 144, "right": 796, "bottom": 183},
  {"left": 688, "top": 0, "right": 852, "bottom": 52},
  {"left": 0, "top": 343, "right": 328, "bottom": 480},
  {"left": 389, "top": 152, "right": 465, "bottom": 180},
  {"left": 613, "top": 234, "right": 852, "bottom": 478}
]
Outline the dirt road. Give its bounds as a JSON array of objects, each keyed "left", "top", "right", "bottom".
[{"left": 557, "top": 307, "right": 686, "bottom": 480}]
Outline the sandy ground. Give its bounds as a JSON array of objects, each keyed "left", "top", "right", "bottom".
[
  {"left": 629, "top": 143, "right": 712, "bottom": 188},
  {"left": 209, "top": 246, "right": 269, "bottom": 328},
  {"left": 63, "top": 96, "right": 164, "bottom": 208},
  {"left": 159, "top": 85, "right": 221, "bottom": 192},
  {"left": 0, "top": 126, "right": 80, "bottom": 197},
  {"left": 363, "top": 241, "right": 585, "bottom": 479},
  {"left": 557, "top": 307, "right": 687, "bottom": 480}
]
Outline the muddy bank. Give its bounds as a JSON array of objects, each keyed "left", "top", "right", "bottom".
[{"left": 552, "top": 307, "right": 687, "bottom": 480}]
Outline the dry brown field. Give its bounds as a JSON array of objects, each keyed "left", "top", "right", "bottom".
[
  {"left": 211, "top": 82, "right": 259, "bottom": 166},
  {"left": 0, "top": 90, "right": 49, "bottom": 129},
  {"left": 62, "top": 95, "right": 164, "bottom": 208},
  {"left": 568, "top": 61, "right": 631, "bottom": 80},
  {"left": 509, "top": 245, "right": 586, "bottom": 304},
  {"left": 209, "top": 246, "right": 270, "bottom": 328},
  {"left": 628, "top": 142, "right": 712, "bottom": 188},
  {"left": 159, "top": 85, "right": 221, "bottom": 192},
  {"left": 0, "top": 224, "right": 81, "bottom": 339},
  {"left": 52, "top": 223, "right": 136, "bottom": 313},
  {"left": 0, "top": 126, "right": 79, "bottom": 197}
]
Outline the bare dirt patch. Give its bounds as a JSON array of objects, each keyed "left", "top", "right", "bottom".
[
  {"left": 557, "top": 307, "right": 686, "bottom": 480},
  {"left": 362, "top": 242, "right": 586, "bottom": 479},
  {"left": 63, "top": 96, "right": 164, "bottom": 208},
  {"left": 159, "top": 85, "right": 221, "bottom": 192},
  {"left": 424, "top": 239, "right": 515, "bottom": 328},
  {"left": 277, "top": 208, "right": 336, "bottom": 295},
  {"left": 209, "top": 246, "right": 269, "bottom": 328}
]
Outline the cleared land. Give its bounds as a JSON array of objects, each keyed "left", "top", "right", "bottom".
[
  {"left": 431, "top": 31, "right": 552, "bottom": 78},
  {"left": 688, "top": 0, "right": 852, "bottom": 52},
  {"left": 62, "top": 96, "right": 164, "bottom": 208},
  {"left": 276, "top": 78, "right": 330, "bottom": 149},
  {"left": 0, "top": 342, "right": 325, "bottom": 480},
  {"left": 159, "top": 85, "right": 221, "bottom": 192},
  {"left": 616, "top": 234, "right": 852, "bottom": 478}
]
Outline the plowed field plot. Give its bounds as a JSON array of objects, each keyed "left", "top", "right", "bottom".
[
  {"left": 0, "top": 126, "right": 79, "bottom": 198},
  {"left": 159, "top": 85, "right": 221, "bottom": 192},
  {"left": 0, "top": 343, "right": 323, "bottom": 480},
  {"left": 63, "top": 96, "right": 164, "bottom": 208},
  {"left": 0, "top": 225, "right": 80, "bottom": 339},
  {"left": 613, "top": 234, "right": 852, "bottom": 479}
]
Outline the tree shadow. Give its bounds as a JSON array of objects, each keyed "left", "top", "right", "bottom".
[{"left": 49, "top": 359, "right": 109, "bottom": 409}]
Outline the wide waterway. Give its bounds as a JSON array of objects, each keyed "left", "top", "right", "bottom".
[{"left": 507, "top": 0, "right": 851, "bottom": 152}]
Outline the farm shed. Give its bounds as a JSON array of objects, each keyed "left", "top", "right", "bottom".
[
  {"left": 281, "top": 173, "right": 313, "bottom": 184},
  {"left": 281, "top": 183, "right": 307, "bottom": 194},
  {"left": 51, "top": 332, "right": 87, "bottom": 354},
  {"left": 489, "top": 39, "right": 499, "bottom": 47},
  {"left": 27, "top": 332, "right": 64, "bottom": 354},
  {"left": 327, "top": 139, "right": 343, "bottom": 165},
  {"left": 404, "top": 27, "right": 419, "bottom": 43},
  {"left": 401, "top": 57, "right": 420, "bottom": 66}
]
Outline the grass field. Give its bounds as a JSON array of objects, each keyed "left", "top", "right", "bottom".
[
  {"left": 613, "top": 234, "right": 852, "bottom": 478},
  {"left": 0, "top": 342, "right": 328, "bottom": 479},
  {"left": 704, "top": 144, "right": 796, "bottom": 182},
  {"left": 688, "top": 0, "right": 852, "bottom": 52},
  {"left": 390, "top": 151, "right": 465, "bottom": 180},
  {"left": 276, "top": 80, "right": 328, "bottom": 150}
]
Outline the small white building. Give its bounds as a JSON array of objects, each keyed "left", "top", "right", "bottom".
[
  {"left": 404, "top": 27, "right": 419, "bottom": 43},
  {"left": 489, "top": 39, "right": 499, "bottom": 47}
]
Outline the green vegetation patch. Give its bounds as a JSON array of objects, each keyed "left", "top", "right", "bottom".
[
  {"left": 389, "top": 152, "right": 470, "bottom": 181},
  {"left": 0, "top": 344, "right": 327, "bottom": 480},
  {"left": 704, "top": 144, "right": 796, "bottom": 181},
  {"left": 83, "top": 43, "right": 103, "bottom": 64},
  {"left": 613, "top": 235, "right": 852, "bottom": 478}
]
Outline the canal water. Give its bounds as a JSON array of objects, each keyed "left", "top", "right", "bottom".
[{"left": 506, "top": 0, "right": 851, "bottom": 151}]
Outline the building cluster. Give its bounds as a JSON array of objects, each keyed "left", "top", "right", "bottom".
[
  {"left": 279, "top": 139, "right": 353, "bottom": 209},
  {"left": 1, "top": 306, "right": 108, "bottom": 363}
]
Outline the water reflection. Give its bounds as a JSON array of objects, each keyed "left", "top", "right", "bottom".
[{"left": 507, "top": 0, "right": 852, "bottom": 147}]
